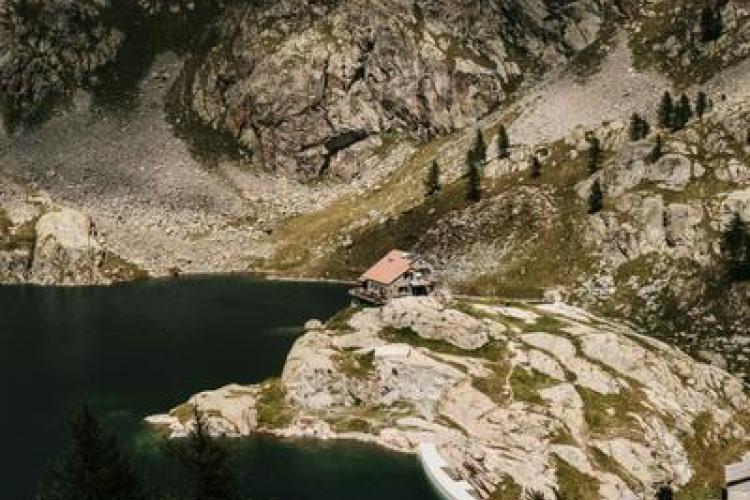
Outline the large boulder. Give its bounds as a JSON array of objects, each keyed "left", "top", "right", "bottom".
[
  {"left": 31, "top": 208, "right": 104, "bottom": 285},
  {"left": 380, "top": 296, "right": 505, "bottom": 350}
]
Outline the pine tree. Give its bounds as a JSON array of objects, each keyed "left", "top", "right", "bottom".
[
  {"left": 497, "top": 125, "right": 510, "bottom": 159},
  {"left": 673, "top": 93, "right": 692, "bottom": 130},
  {"left": 700, "top": 5, "right": 722, "bottom": 43},
  {"left": 629, "top": 113, "right": 650, "bottom": 141},
  {"left": 529, "top": 155, "right": 541, "bottom": 178},
  {"left": 37, "top": 404, "right": 146, "bottom": 500},
  {"left": 170, "top": 410, "right": 239, "bottom": 500},
  {"left": 465, "top": 150, "right": 481, "bottom": 202},
  {"left": 586, "top": 134, "right": 601, "bottom": 174},
  {"left": 658, "top": 91, "right": 674, "bottom": 129},
  {"left": 425, "top": 160, "right": 441, "bottom": 197},
  {"left": 722, "top": 212, "right": 750, "bottom": 281},
  {"left": 656, "top": 485, "right": 674, "bottom": 500},
  {"left": 629, "top": 113, "right": 641, "bottom": 141},
  {"left": 588, "top": 179, "right": 603, "bottom": 214},
  {"left": 646, "top": 134, "right": 663, "bottom": 164},
  {"left": 696, "top": 91, "right": 708, "bottom": 119},
  {"left": 473, "top": 128, "right": 487, "bottom": 166}
]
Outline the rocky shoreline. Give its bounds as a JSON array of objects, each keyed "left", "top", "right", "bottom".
[{"left": 147, "top": 296, "right": 750, "bottom": 500}]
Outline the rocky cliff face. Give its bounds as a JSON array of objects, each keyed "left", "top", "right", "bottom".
[
  {"left": 0, "top": 0, "right": 123, "bottom": 128},
  {"left": 149, "top": 297, "right": 750, "bottom": 500},
  {"left": 175, "top": 0, "right": 608, "bottom": 177}
]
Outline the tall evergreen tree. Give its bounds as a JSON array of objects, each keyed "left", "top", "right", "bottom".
[
  {"left": 170, "top": 410, "right": 239, "bottom": 500},
  {"left": 425, "top": 159, "right": 441, "bottom": 197},
  {"left": 629, "top": 113, "right": 650, "bottom": 141},
  {"left": 37, "top": 404, "right": 146, "bottom": 500},
  {"left": 695, "top": 91, "right": 708, "bottom": 119},
  {"left": 673, "top": 93, "right": 692, "bottom": 130},
  {"left": 588, "top": 179, "right": 603, "bottom": 214},
  {"left": 629, "top": 113, "right": 641, "bottom": 141},
  {"left": 466, "top": 152, "right": 482, "bottom": 203},
  {"left": 497, "top": 125, "right": 510, "bottom": 159},
  {"left": 646, "top": 134, "right": 663, "bottom": 164},
  {"left": 722, "top": 212, "right": 750, "bottom": 281},
  {"left": 586, "top": 134, "right": 601, "bottom": 174},
  {"left": 700, "top": 5, "right": 722, "bottom": 43},
  {"left": 658, "top": 91, "right": 674, "bottom": 129},
  {"left": 473, "top": 128, "right": 487, "bottom": 166},
  {"left": 529, "top": 155, "right": 542, "bottom": 178},
  {"left": 656, "top": 485, "right": 674, "bottom": 500}
]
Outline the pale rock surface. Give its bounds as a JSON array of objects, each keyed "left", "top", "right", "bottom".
[
  {"left": 31, "top": 208, "right": 105, "bottom": 285},
  {"left": 380, "top": 296, "right": 505, "bottom": 350},
  {"left": 150, "top": 299, "right": 750, "bottom": 499}
]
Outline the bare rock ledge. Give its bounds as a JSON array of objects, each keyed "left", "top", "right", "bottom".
[{"left": 147, "top": 297, "right": 750, "bottom": 499}]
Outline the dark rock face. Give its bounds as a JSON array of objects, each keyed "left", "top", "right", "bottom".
[
  {"left": 0, "top": 0, "right": 123, "bottom": 128},
  {"left": 176, "top": 0, "right": 605, "bottom": 178}
]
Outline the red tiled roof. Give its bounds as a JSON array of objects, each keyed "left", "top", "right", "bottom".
[{"left": 360, "top": 249, "right": 412, "bottom": 285}]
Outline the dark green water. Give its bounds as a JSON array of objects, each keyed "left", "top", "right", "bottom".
[{"left": 0, "top": 276, "right": 436, "bottom": 500}]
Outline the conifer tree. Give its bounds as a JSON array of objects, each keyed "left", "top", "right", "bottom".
[
  {"left": 588, "top": 179, "right": 603, "bottom": 214},
  {"left": 586, "top": 134, "right": 601, "bottom": 174},
  {"left": 529, "top": 155, "right": 541, "bottom": 178},
  {"left": 425, "top": 159, "right": 441, "bottom": 197},
  {"left": 37, "top": 404, "right": 146, "bottom": 500},
  {"left": 658, "top": 92, "right": 674, "bottom": 129},
  {"left": 700, "top": 5, "right": 722, "bottom": 43},
  {"left": 673, "top": 93, "right": 692, "bottom": 130},
  {"left": 646, "top": 134, "right": 663, "bottom": 164},
  {"left": 497, "top": 125, "right": 510, "bottom": 159},
  {"left": 473, "top": 128, "right": 487, "bottom": 166},
  {"left": 466, "top": 152, "right": 481, "bottom": 202},
  {"left": 656, "top": 484, "right": 674, "bottom": 500},
  {"left": 696, "top": 91, "right": 708, "bottom": 119},
  {"left": 629, "top": 113, "right": 641, "bottom": 141},
  {"left": 722, "top": 212, "right": 750, "bottom": 281},
  {"left": 629, "top": 113, "right": 650, "bottom": 141},
  {"left": 170, "top": 410, "right": 239, "bottom": 500}
]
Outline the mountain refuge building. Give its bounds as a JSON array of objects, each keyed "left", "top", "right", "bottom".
[{"left": 349, "top": 250, "right": 436, "bottom": 305}]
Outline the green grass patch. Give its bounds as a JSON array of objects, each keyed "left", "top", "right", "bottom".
[
  {"left": 326, "top": 306, "right": 360, "bottom": 332},
  {"left": 330, "top": 417, "right": 374, "bottom": 434},
  {"left": 509, "top": 367, "right": 556, "bottom": 405},
  {"left": 461, "top": 139, "right": 598, "bottom": 297},
  {"left": 256, "top": 379, "right": 295, "bottom": 429},
  {"left": 550, "top": 427, "right": 577, "bottom": 446},
  {"left": 379, "top": 326, "right": 465, "bottom": 355},
  {"left": 335, "top": 350, "right": 375, "bottom": 380},
  {"left": 489, "top": 476, "right": 523, "bottom": 500},
  {"left": 676, "top": 412, "right": 750, "bottom": 500},
  {"left": 171, "top": 402, "right": 196, "bottom": 424},
  {"left": 523, "top": 315, "right": 566, "bottom": 333},
  {"left": 100, "top": 252, "right": 149, "bottom": 281},
  {"left": 555, "top": 457, "right": 600, "bottom": 500},
  {"left": 578, "top": 387, "right": 647, "bottom": 437},
  {"left": 590, "top": 446, "right": 640, "bottom": 493},
  {"left": 378, "top": 326, "right": 508, "bottom": 362}
]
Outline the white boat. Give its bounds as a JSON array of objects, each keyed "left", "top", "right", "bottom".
[{"left": 417, "top": 443, "right": 481, "bottom": 500}]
